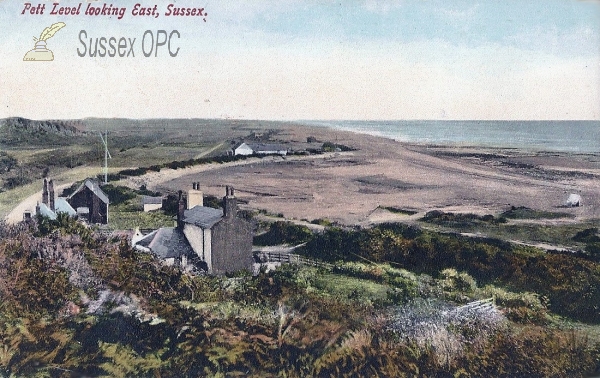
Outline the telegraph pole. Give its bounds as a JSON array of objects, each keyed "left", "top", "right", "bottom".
[{"left": 99, "top": 130, "right": 111, "bottom": 185}]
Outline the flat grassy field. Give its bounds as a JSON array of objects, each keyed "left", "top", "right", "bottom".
[{"left": 0, "top": 117, "right": 274, "bottom": 219}]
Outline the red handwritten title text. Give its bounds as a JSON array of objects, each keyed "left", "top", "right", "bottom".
[{"left": 21, "top": 3, "right": 208, "bottom": 21}]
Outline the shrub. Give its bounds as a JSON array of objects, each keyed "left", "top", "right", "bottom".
[
  {"left": 481, "top": 286, "right": 548, "bottom": 324},
  {"left": 101, "top": 184, "right": 137, "bottom": 206},
  {"left": 388, "top": 298, "right": 507, "bottom": 368},
  {"left": 501, "top": 206, "right": 572, "bottom": 220},
  {"left": 573, "top": 228, "right": 600, "bottom": 243},
  {"left": 254, "top": 221, "right": 313, "bottom": 246},
  {"left": 119, "top": 167, "right": 148, "bottom": 177},
  {"left": 440, "top": 269, "right": 477, "bottom": 294},
  {"left": 0, "top": 152, "right": 17, "bottom": 173}
]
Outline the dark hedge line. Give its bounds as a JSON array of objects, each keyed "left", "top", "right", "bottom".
[{"left": 118, "top": 154, "right": 253, "bottom": 177}]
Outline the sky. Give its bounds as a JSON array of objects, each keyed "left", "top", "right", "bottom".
[{"left": 0, "top": 0, "right": 599, "bottom": 120}]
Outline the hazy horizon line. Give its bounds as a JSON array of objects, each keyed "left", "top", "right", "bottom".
[{"left": 2, "top": 116, "right": 599, "bottom": 123}]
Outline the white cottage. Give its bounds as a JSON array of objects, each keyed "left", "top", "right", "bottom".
[{"left": 233, "top": 142, "right": 288, "bottom": 156}]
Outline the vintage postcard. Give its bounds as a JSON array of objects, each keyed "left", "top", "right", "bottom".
[{"left": 1, "top": 0, "right": 600, "bottom": 376}]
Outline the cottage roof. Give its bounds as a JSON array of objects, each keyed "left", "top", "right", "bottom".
[
  {"left": 69, "top": 179, "right": 109, "bottom": 204},
  {"left": 135, "top": 227, "right": 194, "bottom": 259},
  {"left": 38, "top": 203, "right": 57, "bottom": 220},
  {"left": 143, "top": 196, "right": 163, "bottom": 205},
  {"left": 55, "top": 198, "right": 77, "bottom": 216},
  {"left": 234, "top": 142, "right": 253, "bottom": 151},
  {"left": 235, "top": 142, "right": 287, "bottom": 153},
  {"left": 246, "top": 143, "right": 288, "bottom": 152},
  {"left": 182, "top": 205, "right": 223, "bottom": 229}
]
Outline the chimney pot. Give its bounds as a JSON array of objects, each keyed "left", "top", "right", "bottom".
[
  {"left": 42, "top": 178, "right": 49, "bottom": 206},
  {"left": 187, "top": 183, "right": 203, "bottom": 209},
  {"left": 223, "top": 185, "right": 237, "bottom": 218},
  {"left": 177, "top": 190, "right": 185, "bottom": 229},
  {"left": 48, "top": 179, "right": 55, "bottom": 212}
]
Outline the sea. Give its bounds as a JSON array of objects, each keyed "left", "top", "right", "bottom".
[{"left": 303, "top": 120, "right": 600, "bottom": 154}]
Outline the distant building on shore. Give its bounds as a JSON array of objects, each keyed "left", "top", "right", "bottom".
[
  {"left": 566, "top": 193, "right": 582, "bottom": 207},
  {"left": 133, "top": 184, "right": 253, "bottom": 275},
  {"left": 31, "top": 178, "right": 109, "bottom": 224},
  {"left": 233, "top": 142, "right": 288, "bottom": 156}
]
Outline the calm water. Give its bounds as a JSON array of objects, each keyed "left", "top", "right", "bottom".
[{"left": 303, "top": 120, "right": 600, "bottom": 154}]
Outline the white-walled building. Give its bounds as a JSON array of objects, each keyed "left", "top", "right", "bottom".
[{"left": 233, "top": 142, "right": 288, "bottom": 156}]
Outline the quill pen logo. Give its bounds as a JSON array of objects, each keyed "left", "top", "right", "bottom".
[{"left": 23, "top": 22, "right": 66, "bottom": 61}]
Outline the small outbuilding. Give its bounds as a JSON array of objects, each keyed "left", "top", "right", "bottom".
[
  {"left": 142, "top": 196, "right": 164, "bottom": 212},
  {"left": 233, "top": 142, "right": 288, "bottom": 156},
  {"left": 566, "top": 193, "right": 582, "bottom": 207}
]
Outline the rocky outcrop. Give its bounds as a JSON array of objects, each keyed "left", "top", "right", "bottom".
[
  {"left": 0, "top": 117, "right": 88, "bottom": 145},
  {"left": 1, "top": 117, "right": 85, "bottom": 136}
]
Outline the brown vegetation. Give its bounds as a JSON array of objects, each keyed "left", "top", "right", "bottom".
[{"left": 0, "top": 217, "right": 598, "bottom": 376}]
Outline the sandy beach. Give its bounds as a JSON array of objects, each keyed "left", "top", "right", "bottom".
[{"left": 117, "top": 124, "right": 600, "bottom": 226}]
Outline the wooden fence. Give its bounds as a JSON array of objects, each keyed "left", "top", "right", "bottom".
[
  {"left": 257, "top": 251, "right": 333, "bottom": 269},
  {"left": 445, "top": 297, "right": 496, "bottom": 315}
]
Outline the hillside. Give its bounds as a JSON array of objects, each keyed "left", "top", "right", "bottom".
[
  {"left": 0, "top": 216, "right": 598, "bottom": 376},
  {"left": 0, "top": 117, "right": 89, "bottom": 146}
]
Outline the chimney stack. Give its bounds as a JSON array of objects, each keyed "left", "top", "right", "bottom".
[
  {"left": 187, "top": 182, "right": 203, "bottom": 209},
  {"left": 48, "top": 179, "right": 55, "bottom": 212},
  {"left": 42, "top": 178, "right": 49, "bottom": 206},
  {"left": 177, "top": 190, "right": 185, "bottom": 229},
  {"left": 223, "top": 185, "right": 237, "bottom": 218}
]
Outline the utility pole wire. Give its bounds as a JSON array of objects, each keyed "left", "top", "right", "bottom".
[{"left": 98, "top": 130, "right": 112, "bottom": 185}]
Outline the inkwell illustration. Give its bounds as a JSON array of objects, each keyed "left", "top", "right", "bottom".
[{"left": 23, "top": 22, "right": 66, "bottom": 61}]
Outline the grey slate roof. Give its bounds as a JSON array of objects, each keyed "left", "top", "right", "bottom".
[
  {"left": 38, "top": 203, "right": 57, "bottom": 220},
  {"left": 55, "top": 198, "right": 77, "bottom": 216},
  {"left": 38, "top": 198, "right": 77, "bottom": 219},
  {"left": 135, "top": 227, "right": 194, "bottom": 259},
  {"left": 246, "top": 143, "right": 288, "bottom": 152},
  {"left": 143, "top": 196, "right": 163, "bottom": 205},
  {"left": 182, "top": 205, "right": 223, "bottom": 229},
  {"left": 69, "top": 179, "right": 110, "bottom": 204},
  {"left": 235, "top": 142, "right": 253, "bottom": 151}
]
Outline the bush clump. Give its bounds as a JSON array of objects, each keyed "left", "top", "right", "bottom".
[
  {"left": 422, "top": 210, "right": 507, "bottom": 227},
  {"left": 253, "top": 221, "right": 313, "bottom": 246}
]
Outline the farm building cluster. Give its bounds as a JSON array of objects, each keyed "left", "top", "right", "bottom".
[
  {"left": 27, "top": 178, "right": 254, "bottom": 275},
  {"left": 233, "top": 142, "right": 289, "bottom": 156},
  {"left": 30, "top": 178, "right": 109, "bottom": 224},
  {"left": 230, "top": 137, "right": 329, "bottom": 157}
]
